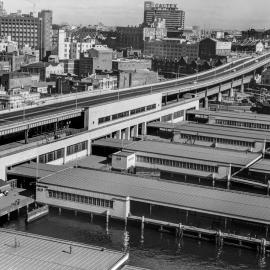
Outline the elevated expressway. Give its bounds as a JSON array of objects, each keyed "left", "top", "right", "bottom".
[{"left": 1, "top": 52, "right": 270, "bottom": 138}]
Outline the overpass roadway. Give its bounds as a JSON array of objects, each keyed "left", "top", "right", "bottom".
[{"left": 0, "top": 53, "right": 270, "bottom": 128}]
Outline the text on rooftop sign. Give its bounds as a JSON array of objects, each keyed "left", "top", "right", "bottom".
[{"left": 154, "top": 4, "right": 177, "bottom": 10}]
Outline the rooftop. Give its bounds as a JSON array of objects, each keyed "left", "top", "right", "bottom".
[
  {"left": 8, "top": 163, "right": 71, "bottom": 179},
  {"left": 148, "top": 121, "right": 270, "bottom": 142},
  {"left": 92, "top": 138, "right": 135, "bottom": 149},
  {"left": 123, "top": 140, "right": 260, "bottom": 167},
  {"left": 0, "top": 229, "right": 128, "bottom": 270},
  {"left": 121, "top": 266, "right": 150, "bottom": 270},
  {"left": 39, "top": 167, "right": 270, "bottom": 225},
  {"left": 187, "top": 109, "right": 270, "bottom": 125},
  {"left": 249, "top": 159, "right": 270, "bottom": 173}
]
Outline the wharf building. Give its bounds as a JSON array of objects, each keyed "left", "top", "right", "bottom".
[
  {"left": 0, "top": 93, "right": 199, "bottom": 181},
  {"left": 144, "top": 1, "right": 185, "bottom": 30},
  {"left": 147, "top": 121, "right": 270, "bottom": 152},
  {"left": 186, "top": 109, "right": 270, "bottom": 131},
  {"left": 34, "top": 165, "right": 270, "bottom": 247},
  {"left": 0, "top": 229, "right": 129, "bottom": 270},
  {"left": 109, "top": 139, "right": 261, "bottom": 181}
]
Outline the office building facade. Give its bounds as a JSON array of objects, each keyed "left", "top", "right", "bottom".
[
  {"left": 0, "top": 12, "right": 41, "bottom": 51},
  {"left": 144, "top": 1, "right": 185, "bottom": 30}
]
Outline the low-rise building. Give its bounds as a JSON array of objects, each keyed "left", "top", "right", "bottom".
[
  {"left": 79, "top": 45, "right": 113, "bottom": 77},
  {"left": 118, "top": 69, "right": 158, "bottom": 89},
  {"left": 58, "top": 29, "right": 96, "bottom": 60},
  {"left": 112, "top": 58, "right": 152, "bottom": 71},
  {"left": 232, "top": 40, "right": 264, "bottom": 53},
  {"left": 144, "top": 38, "right": 199, "bottom": 61},
  {"left": 199, "top": 38, "right": 232, "bottom": 60},
  {"left": 81, "top": 74, "right": 117, "bottom": 90},
  {"left": 21, "top": 62, "right": 64, "bottom": 81},
  {"left": 0, "top": 72, "right": 38, "bottom": 91}
]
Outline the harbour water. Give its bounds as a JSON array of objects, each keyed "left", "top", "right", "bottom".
[{"left": 3, "top": 208, "right": 270, "bottom": 270}]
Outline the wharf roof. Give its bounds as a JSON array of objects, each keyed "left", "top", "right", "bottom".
[
  {"left": 8, "top": 163, "right": 70, "bottom": 179},
  {"left": 39, "top": 167, "right": 270, "bottom": 225},
  {"left": 187, "top": 109, "right": 270, "bottom": 125},
  {"left": 249, "top": 159, "right": 270, "bottom": 173},
  {"left": 0, "top": 229, "right": 127, "bottom": 270},
  {"left": 148, "top": 121, "right": 270, "bottom": 142},
  {"left": 122, "top": 266, "right": 151, "bottom": 270},
  {"left": 92, "top": 138, "right": 135, "bottom": 149},
  {"left": 123, "top": 140, "right": 260, "bottom": 167}
]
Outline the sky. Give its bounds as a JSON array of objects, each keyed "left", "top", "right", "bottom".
[{"left": 3, "top": 0, "right": 270, "bottom": 30}]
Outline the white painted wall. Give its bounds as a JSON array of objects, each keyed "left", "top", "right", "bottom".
[{"left": 36, "top": 184, "right": 129, "bottom": 219}]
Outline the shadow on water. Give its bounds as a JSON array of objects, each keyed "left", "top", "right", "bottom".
[{"left": 2, "top": 208, "right": 270, "bottom": 270}]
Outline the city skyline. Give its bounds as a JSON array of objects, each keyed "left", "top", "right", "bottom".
[{"left": 2, "top": 0, "right": 270, "bottom": 30}]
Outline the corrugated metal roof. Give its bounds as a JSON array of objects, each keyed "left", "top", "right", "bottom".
[
  {"left": 93, "top": 138, "right": 135, "bottom": 149},
  {"left": 124, "top": 140, "right": 260, "bottom": 166},
  {"left": 187, "top": 110, "right": 270, "bottom": 124},
  {"left": 0, "top": 229, "right": 127, "bottom": 270},
  {"left": 250, "top": 159, "right": 270, "bottom": 173},
  {"left": 148, "top": 121, "right": 270, "bottom": 142},
  {"left": 39, "top": 168, "right": 270, "bottom": 224},
  {"left": 8, "top": 163, "right": 71, "bottom": 179},
  {"left": 122, "top": 266, "right": 150, "bottom": 270}
]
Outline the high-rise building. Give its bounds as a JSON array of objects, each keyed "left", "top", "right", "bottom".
[
  {"left": 144, "top": 1, "right": 185, "bottom": 30},
  {"left": 38, "top": 10, "right": 53, "bottom": 58},
  {"left": 0, "top": 12, "right": 42, "bottom": 51},
  {"left": 0, "top": 3, "right": 52, "bottom": 59}
]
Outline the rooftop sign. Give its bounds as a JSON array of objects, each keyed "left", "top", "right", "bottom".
[{"left": 154, "top": 4, "right": 177, "bottom": 10}]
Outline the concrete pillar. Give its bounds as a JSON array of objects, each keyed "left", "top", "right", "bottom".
[
  {"left": 116, "top": 130, "right": 121, "bottom": 140},
  {"left": 224, "top": 217, "right": 228, "bottom": 231},
  {"left": 217, "top": 92, "right": 222, "bottom": 102},
  {"left": 185, "top": 210, "right": 189, "bottom": 224},
  {"left": 106, "top": 210, "right": 110, "bottom": 225},
  {"left": 164, "top": 94, "right": 168, "bottom": 105},
  {"left": 106, "top": 210, "right": 110, "bottom": 234},
  {"left": 134, "top": 125, "right": 138, "bottom": 138},
  {"left": 125, "top": 127, "right": 130, "bottom": 140},
  {"left": 24, "top": 128, "right": 29, "bottom": 144},
  {"left": 204, "top": 97, "right": 209, "bottom": 109},
  {"left": 240, "top": 76, "right": 245, "bottom": 93},
  {"left": 87, "top": 140, "right": 91, "bottom": 156},
  {"left": 63, "top": 147, "right": 67, "bottom": 164},
  {"left": 177, "top": 92, "right": 180, "bottom": 102},
  {"left": 229, "top": 87, "right": 234, "bottom": 98},
  {"left": 141, "top": 122, "right": 146, "bottom": 136},
  {"left": 178, "top": 223, "right": 183, "bottom": 239},
  {"left": 54, "top": 121, "right": 58, "bottom": 135},
  {"left": 141, "top": 216, "right": 145, "bottom": 231}
]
